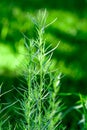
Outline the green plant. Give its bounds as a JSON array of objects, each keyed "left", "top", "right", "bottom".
[
  {"left": 0, "top": 83, "right": 18, "bottom": 130},
  {"left": 76, "top": 94, "right": 87, "bottom": 130},
  {"left": 16, "top": 10, "right": 65, "bottom": 130},
  {"left": 60, "top": 93, "right": 87, "bottom": 130}
]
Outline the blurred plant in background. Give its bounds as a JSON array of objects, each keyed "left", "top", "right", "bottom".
[{"left": 0, "top": 0, "right": 87, "bottom": 129}]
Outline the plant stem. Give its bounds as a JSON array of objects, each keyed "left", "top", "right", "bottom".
[
  {"left": 27, "top": 45, "right": 32, "bottom": 130},
  {"left": 38, "top": 29, "right": 43, "bottom": 130}
]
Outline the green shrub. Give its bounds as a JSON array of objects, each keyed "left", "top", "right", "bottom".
[{"left": 18, "top": 10, "right": 65, "bottom": 130}]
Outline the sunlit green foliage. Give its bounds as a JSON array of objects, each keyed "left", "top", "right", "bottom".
[{"left": 0, "top": 0, "right": 87, "bottom": 129}]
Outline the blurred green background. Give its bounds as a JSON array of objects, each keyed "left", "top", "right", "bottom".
[{"left": 0, "top": 0, "right": 87, "bottom": 129}]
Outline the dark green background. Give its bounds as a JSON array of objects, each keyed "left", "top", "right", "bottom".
[{"left": 0, "top": 0, "right": 87, "bottom": 129}]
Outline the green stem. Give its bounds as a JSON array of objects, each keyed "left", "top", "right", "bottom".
[
  {"left": 38, "top": 30, "right": 43, "bottom": 130},
  {"left": 27, "top": 66, "right": 31, "bottom": 130},
  {"left": 27, "top": 48, "right": 32, "bottom": 130}
]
